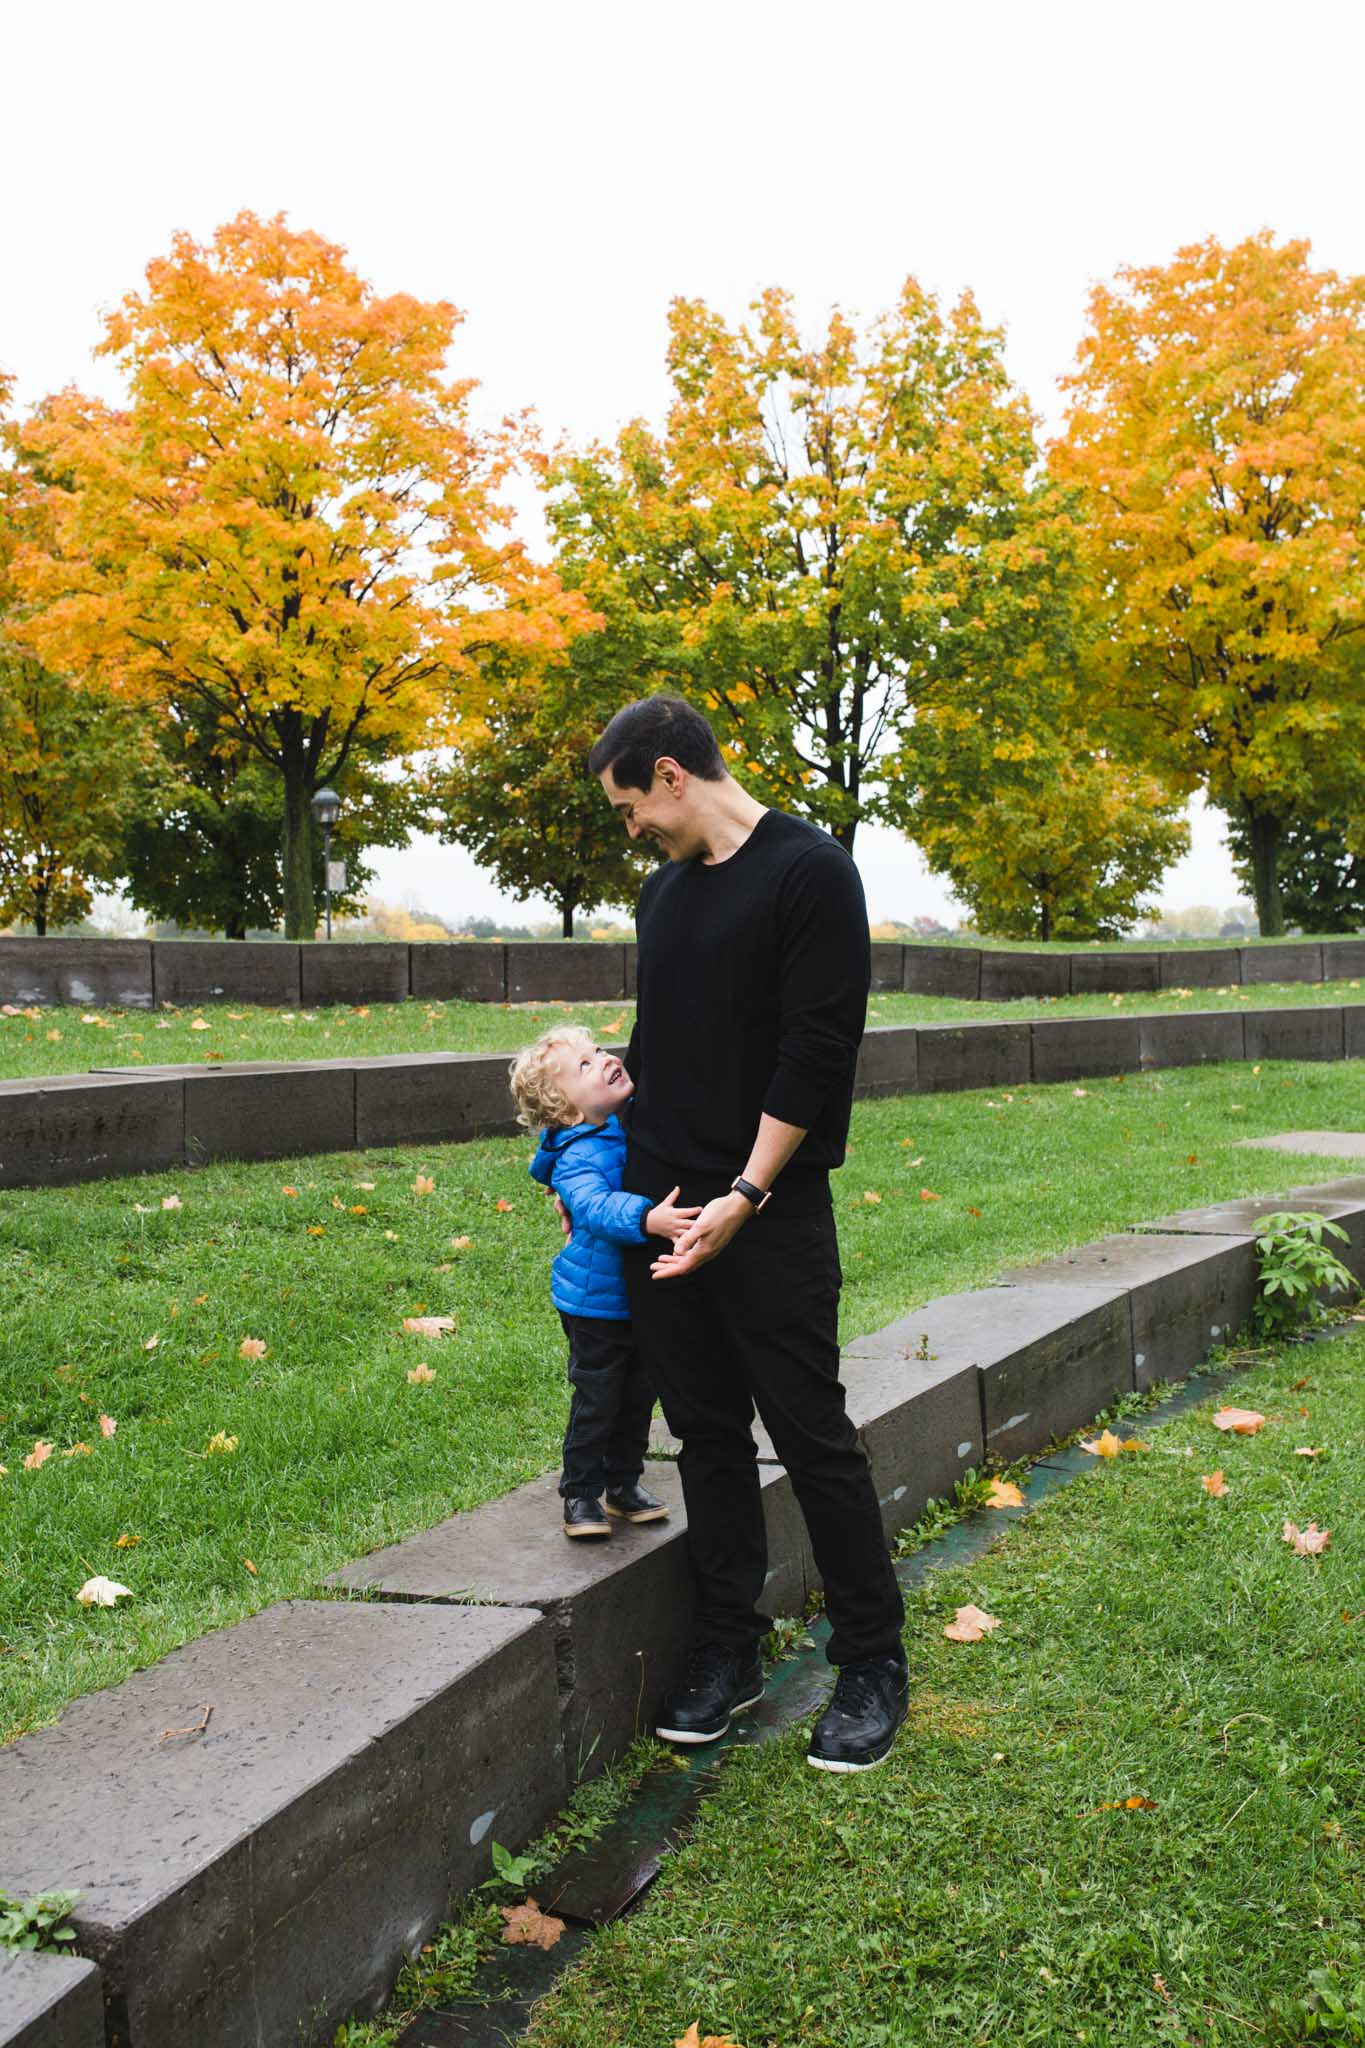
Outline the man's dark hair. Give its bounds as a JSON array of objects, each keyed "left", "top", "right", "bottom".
[{"left": 588, "top": 695, "right": 726, "bottom": 792}]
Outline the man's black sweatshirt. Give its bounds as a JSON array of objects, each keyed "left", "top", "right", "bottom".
[{"left": 624, "top": 808, "right": 870, "bottom": 1189}]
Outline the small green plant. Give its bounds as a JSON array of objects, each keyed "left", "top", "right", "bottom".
[
  {"left": 1279, "top": 1965, "right": 1365, "bottom": 2041},
  {"left": 486, "top": 1840, "right": 539, "bottom": 1892},
  {"left": 893, "top": 1468, "right": 994, "bottom": 1556},
  {"left": 0, "top": 1889, "right": 80, "bottom": 1953},
  {"left": 1253, "top": 1212, "right": 1356, "bottom": 1338}
]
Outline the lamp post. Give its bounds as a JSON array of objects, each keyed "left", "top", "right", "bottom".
[{"left": 310, "top": 786, "right": 342, "bottom": 940}]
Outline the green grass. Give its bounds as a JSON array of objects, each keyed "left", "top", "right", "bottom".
[
  {"left": 524, "top": 1324, "right": 1365, "bottom": 2048},
  {"left": 2, "top": 1057, "right": 1363, "bottom": 1746},
  {"left": 0, "top": 975, "right": 1361, "bottom": 1081}
]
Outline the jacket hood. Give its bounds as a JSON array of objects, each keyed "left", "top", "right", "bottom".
[{"left": 528, "top": 1114, "right": 623, "bottom": 1188}]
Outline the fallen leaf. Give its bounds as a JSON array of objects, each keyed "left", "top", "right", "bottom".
[
  {"left": 495, "top": 1197, "right": 514, "bottom": 1212},
  {"left": 1081, "top": 1429, "right": 1123, "bottom": 1458},
  {"left": 944, "top": 1603, "right": 1000, "bottom": 1643},
  {"left": 1073, "top": 1087, "right": 1088, "bottom": 1098},
  {"left": 406, "top": 1362, "right": 438, "bottom": 1384},
  {"left": 985, "top": 1478, "right": 1024, "bottom": 1508},
  {"left": 1186, "top": 1153, "right": 1199, "bottom": 1166},
  {"left": 966, "top": 1205, "right": 984, "bottom": 1218},
  {"left": 500, "top": 1898, "right": 565, "bottom": 1950},
  {"left": 190, "top": 1018, "right": 210, "bottom": 1032},
  {"left": 238, "top": 1338, "right": 267, "bottom": 1360},
  {"left": 1087, "top": 1794, "right": 1158, "bottom": 1815},
  {"left": 205, "top": 1431, "right": 238, "bottom": 1456},
  {"left": 46, "top": 1028, "right": 62, "bottom": 1042},
  {"left": 23, "top": 1441, "right": 54, "bottom": 1471},
  {"left": 161, "top": 1194, "right": 183, "bottom": 1211},
  {"left": 143, "top": 1334, "right": 160, "bottom": 1351},
  {"left": 100, "top": 1415, "right": 119, "bottom": 1439},
  {"left": 863, "top": 1190, "right": 882, "bottom": 1205},
  {"left": 133, "top": 1203, "right": 153, "bottom": 1214},
  {"left": 306, "top": 1225, "right": 325, "bottom": 1237},
  {"left": 1283, "top": 1519, "right": 1330, "bottom": 1556},
  {"left": 349, "top": 1204, "right": 367, "bottom": 1215},
  {"left": 332, "top": 1196, "right": 344, "bottom": 1210},
  {"left": 78, "top": 1576, "right": 133, "bottom": 1607},
  {"left": 281, "top": 1186, "right": 299, "bottom": 1198},
  {"left": 1294, "top": 1446, "right": 1324, "bottom": 1459},
  {"left": 62, "top": 1442, "right": 92, "bottom": 1458},
  {"left": 450, "top": 1235, "right": 473, "bottom": 1250},
  {"left": 355, "top": 1181, "right": 376, "bottom": 1191},
  {"left": 673, "top": 2030, "right": 746, "bottom": 2048},
  {"left": 919, "top": 1188, "right": 941, "bottom": 1202},
  {"left": 412, "top": 1174, "right": 436, "bottom": 1195},
  {"left": 1212, "top": 1407, "right": 1265, "bottom": 1434},
  {"left": 115, "top": 1532, "right": 140, "bottom": 1548},
  {"left": 403, "top": 1315, "right": 456, "bottom": 1338},
  {"left": 1201, "top": 1470, "right": 1228, "bottom": 1496},
  {"left": 383, "top": 1229, "right": 398, "bottom": 1240},
  {"left": 193, "top": 1294, "right": 208, "bottom": 1306},
  {"left": 242, "top": 1558, "right": 258, "bottom": 1576}
]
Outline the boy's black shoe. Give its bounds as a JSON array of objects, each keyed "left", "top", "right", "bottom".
[
  {"left": 563, "top": 1496, "right": 611, "bottom": 1539},
  {"left": 604, "top": 1481, "right": 669, "bottom": 1524},
  {"left": 806, "top": 1654, "right": 909, "bottom": 1773},
  {"left": 655, "top": 1643, "right": 764, "bottom": 1744}
]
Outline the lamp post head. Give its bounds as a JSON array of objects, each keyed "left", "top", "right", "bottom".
[{"left": 310, "top": 787, "right": 342, "bottom": 830}]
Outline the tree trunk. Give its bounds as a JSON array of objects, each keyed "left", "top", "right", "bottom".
[
  {"left": 33, "top": 882, "right": 48, "bottom": 938},
  {"left": 1245, "top": 808, "right": 1285, "bottom": 936},
  {"left": 281, "top": 763, "right": 315, "bottom": 940},
  {"left": 561, "top": 898, "right": 575, "bottom": 940},
  {"left": 833, "top": 817, "right": 857, "bottom": 854},
  {"left": 224, "top": 911, "right": 246, "bottom": 941},
  {"left": 1039, "top": 899, "right": 1052, "bottom": 943}
]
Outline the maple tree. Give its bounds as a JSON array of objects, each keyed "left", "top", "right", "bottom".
[
  {"left": 547, "top": 281, "right": 1064, "bottom": 849},
  {"left": 1053, "top": 233, "right": 1365, "bottom": 935},
  {"left": 12, "top": 212, "right": 587, "bottom": 936},
  {"left": 431, "top": 667, "right": 654, "bottom": 935}
]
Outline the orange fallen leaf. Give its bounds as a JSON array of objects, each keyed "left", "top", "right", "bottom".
[
  {"left": 500, "top": 1899, "right": 565, "bottom": 1950},
  {"left": 863, "top": 1190, "right": 882, "bottom": 1205},
  {"left": 1294, "top": 1446, "right": 1323, "bottom": 1459},
  {"left": 675, "top": 2028, "right": 746, "bottom": 2048},
  {"left": 306, "top": 1225, "right": 325, "bottom": 1237},
  {"left": 243, "top": 1558, "right": 258, "bottom": 1576},
  {"left": 403, "top": 1315, "right": 456, "bottom": 1338},
  {"left": 602, "top": 1013, "right": 626, "bottom": 1035},
  {"left": 919, "top": 1188, "right": 941, "bottom": 1202},
  {"left": 944, "top": 1603, "right": 1000, "bottom": 1643},
  {"left": 1283, "top": 1519, "right": 1330, "bottom": 1556},
  {"left": 349, "top": 1205, "right": 368, "bottom": 1215},
  {"left": 985, "top": 1478, "right": 1024, "bottom": 1508},
  {"left": 1086, "top": 1794, "right": 1158, "bottom": 1815},
  {"left": 450, "top": 1235, "right": 473, "bottom": 1250},
  {"left": 189, "top": 1018, "right": 210, "bottom": 1031},
  {"left": 23, "top": 1441, "right": 54, "bottom": 1471},
  {"left": 966, "top": 1205, "right": 983, "bottom": 1218},
  {"left": 1201, "top": 1470, "right": 1228, "bottom": 1496},
  {"left": 98, "top": 1414, "right": 117, "bottom": 1438},
  {"left": 1212, "top": 1407, "right": 1265, "bottom": 1434},
  {"left": 406, "top": 1362, "right": 438, "bottom": 1384},
  {"left": 238, "top": 1338, "right": 267, "bottom": 1360},
  {"left": 412, "top": 1174, "right": 436, "bottom": 1195},
  {"left": 1186, "top": 1153, "right": 1198, "bottom": 1166},
  {"left": 1081, "top": 1429, "right": 1147, "bottom": 1458},
  {"left": 281, "top": 1186, "right": 299, "bottom": 1198},
  {"left": 193, "top": 1293, "right": 209, "bottom": 1306}
]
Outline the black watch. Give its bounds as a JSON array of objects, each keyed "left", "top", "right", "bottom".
[{"left": 730, "top": 1176, "right": 772, "bottom": 1212}]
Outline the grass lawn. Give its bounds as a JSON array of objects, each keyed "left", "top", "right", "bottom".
[
  {"left": 523, "top": 1321, "right": 1365, "bottom": 2048},
  {"left": 2, "top": 1057, "right": 1363, "bottom": 1746},
  {"left": 0, "top": 976, "right": 1361, "bottom": 1082}
]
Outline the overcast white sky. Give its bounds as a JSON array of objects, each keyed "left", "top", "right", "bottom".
[{"left": 6, "top": 0, "right": 1361, "bottom": 925}]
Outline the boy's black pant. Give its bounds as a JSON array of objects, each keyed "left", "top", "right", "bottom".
[
  {"left": 558, "top": 1312, "right": 655, "bottom": 1500},
  {"left": 623, "top": 1152, "right": 904, "bottom": 1667}
]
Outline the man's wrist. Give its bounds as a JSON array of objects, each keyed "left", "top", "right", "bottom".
[{"left": 729, "top": 1176, "right": 771, "bottom": 1213}]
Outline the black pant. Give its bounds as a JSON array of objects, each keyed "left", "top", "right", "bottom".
[
  {"left": 622, "top": 1154, "right": 904, "bottom": 1667},
  {"left": 558, "top": 1312, "right": 654, "bottom": 1500}
]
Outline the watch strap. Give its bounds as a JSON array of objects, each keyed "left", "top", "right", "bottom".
[{"left": 730, "top": 1175, "right": 772, "bottom": 1212}]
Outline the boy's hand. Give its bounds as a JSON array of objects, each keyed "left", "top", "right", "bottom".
[
  {"left": 644, "top": 1186, "right": 703, "bottom": 1241},
  {"left": 650, "top": 1191, "right": 752, "bottom": 1279}
]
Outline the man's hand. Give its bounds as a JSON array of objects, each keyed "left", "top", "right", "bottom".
[{"left": 650, "top": 1190, "right": 752, "bottom": 1280}]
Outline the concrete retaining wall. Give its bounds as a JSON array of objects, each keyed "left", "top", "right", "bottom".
[
  {"left": 5, "top": 1173, "right": 1363, "bottom": 2047},
  {"left": 0, "top": 1951, "right": 104, "bottom": 2048},
  {"left": 2, "top": 1006, "right": 1361, "bottom": 1191},
  {"left": 2, "top": 935, "right": 1362, "bottom": 1012}
]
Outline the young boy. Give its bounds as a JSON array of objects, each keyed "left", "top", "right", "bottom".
[{"left": 510, "top": 1025, "right": 699, "bottom": 1539}]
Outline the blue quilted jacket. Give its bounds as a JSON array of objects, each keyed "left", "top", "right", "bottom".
[{"left": 528, "top": 1114, "right": 651, "bottom": 1321}]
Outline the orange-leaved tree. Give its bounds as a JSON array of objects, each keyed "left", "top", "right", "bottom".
[
  {"left": 1053, "top": 232, "right": 1365, "bottom": 935},
  {"left": 13, "top": 212, "right": 588, "bottom": 936},
  {"left": 547, "top": 282, "right": 1061, "bottom": 851}
]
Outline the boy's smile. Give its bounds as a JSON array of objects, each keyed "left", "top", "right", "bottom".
[{"left": 553, "top": 1041, "right": 633, "bottom": 1126}]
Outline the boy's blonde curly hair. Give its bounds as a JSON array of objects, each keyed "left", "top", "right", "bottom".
[{"left": 508, "top": 1024, "right": 597, "bottom": 1131}]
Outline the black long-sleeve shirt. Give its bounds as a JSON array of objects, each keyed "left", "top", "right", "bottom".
[{"left": 624, "top": 809, "right": 869, "bottom": 1184}]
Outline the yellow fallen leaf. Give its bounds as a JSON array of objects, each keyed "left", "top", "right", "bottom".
[
  {"left": 501, "top": 1898, "right": 565, "bottom": 1949},
  {"left": 985, "top": 1478, "right": 1024, "bottom": 1508},
  {"left": 78, "top": 1576, "right": 133, "bottom": 1607},
  {"left": 674, "top": 2029, "right": 746, "bottom": 2048},
  {"left": 355, "top": 1181, "right": 376, "bottom": 1190},
  {"left": 190, "top": 1018, "right": 210, "bottom": 1031},
  {"left": 450, "top": 1235, "right": 473, "bottom": 1250},
  {"left": 238, "top": 1338, "right": 267, "bottom": 1360},
  {"left": 62, "top": 1442, "right": 92, "bottom": 1458},
  {"left": 1081, "top": 1429, "right": 1122, "bottom": 1459},
  {"left": 944, "top": 1603, "right": 1000, "bottom": 1643},
  {"left": 1201, "top": 1470, "right": 1228, "bottom": 1496},
  {"left": 384, "top": 1229, "right": 398, "bottom": 1241},
  {"left": 1086, "top": 1794, "right": 1158, "bottom": 1815},
  {"left": 349, "top": 1204, "right": 368, "bottom": 1215},
  {"left": 23, "top": 1441, "right": 54, "bottom": 1471},
  {"left": 406, "top": 1362, "right": 438, "bottom": 1385},
  {"left": 193, "top": 1293, "right": 209, "bottom": 1305},
  {"left": 205, "top": 1431, "right": 238, "bottom": 1456},
  {"left": 1212, "top": 1407, "right": 1265, "bottom": 1434},
  {"left": 1283, "top": 1519, "right": 1330, "bottom": 1556},
  {"left": 306, "top": 1225, "right": 325, "bottom": 1237},
  {"left": 243, "top": 1558, "right": 258, "bottom": 1576},
  {"left": 863, "top": 1190, "right": 882, "bottom": 1205},
  {"left": 412, "top": 1174, "right": 436, "bottom": 1195},
  {"left": 143, "top": 1334, "right": 160, "bottom": 1351},
  {"left": 115, "top": 1532, "right": 140, "bottom": 1548},
  {"left": 403, "top": 1316, "right": 456, "bottom": 1338}
]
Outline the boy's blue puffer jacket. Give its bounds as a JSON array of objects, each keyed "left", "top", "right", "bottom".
[{"left": 528, "top": 1114, "right": 651, "bottom": 1321}]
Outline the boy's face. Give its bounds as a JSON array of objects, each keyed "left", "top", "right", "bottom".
[{"left": 552, "top": 1040, "right": 633, "bottom": 1126}]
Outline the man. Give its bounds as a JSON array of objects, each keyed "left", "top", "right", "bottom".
[{"left": 587, "top": 694, "right": 907, "bottom": 1773}]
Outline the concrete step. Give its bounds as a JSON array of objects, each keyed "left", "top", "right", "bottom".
[{"left": 0, "top": 1951, "right": 103, "bottom": 2048}]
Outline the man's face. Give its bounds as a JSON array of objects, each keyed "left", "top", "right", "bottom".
[{"left": 598, "top": 762, "right": 695, "bottom": 860}]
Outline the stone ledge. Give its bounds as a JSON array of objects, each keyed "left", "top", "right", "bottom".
[
  {"left": 0, "top": 1601, "right": 564, "bottom": 2048},
  {"left": 0, "top": 1951, "right": 104, "bottom": 2048}
]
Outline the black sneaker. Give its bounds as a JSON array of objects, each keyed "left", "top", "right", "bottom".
[
  {"left": 604, "top": 1481, "right": 669, "bottom": 1524},
  {"left": 655, "top": 1643, "right": 764, "bottom": 1745},
  {"left": 807, "top": 1655, "right": 909, "bottom": 1773},
  {"left": 563, "top": 1496, "right": 611, "bottom": 1539}
]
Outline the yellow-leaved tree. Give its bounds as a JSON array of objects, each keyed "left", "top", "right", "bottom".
[
  {"left": 13, "top": 211, "right": 588, "bottom": 935},
  {"left": 1053, "top": 233, "right": 1365, "bottom": 935}
]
